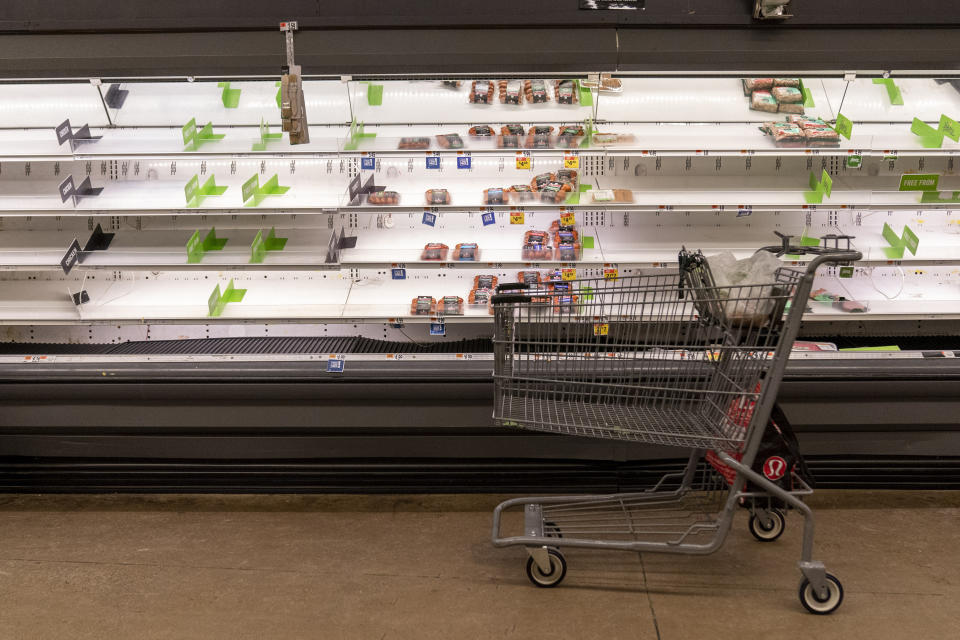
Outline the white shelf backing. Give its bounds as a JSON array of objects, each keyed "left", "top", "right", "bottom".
[
  {"left": 0, "top": 82, "right": 108, "bottom": 128},
  {"left": 595, "top": 78, "right": 835, "bottom": 123},
  {"left": 821, "top": 78, "right": 960, "bottom": 124},
  {"left": 108, "top": 81, "right": 351, "bottom": 127},
  {"left": 349, "top": 80, "right": 596, "bottom": 125}
]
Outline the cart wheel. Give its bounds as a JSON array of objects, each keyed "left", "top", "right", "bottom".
[
  {"left": 748, "top": 508, "right": 785, "bottom": 542},
  {"left": 525, "top": 549, "right": 567, "bottom": 588},
  {"left": 544, "top": 521, "right": 563, "bottom": 538},
  {"left": 798, "top": 573, "right": 844, "bottom": 615}
]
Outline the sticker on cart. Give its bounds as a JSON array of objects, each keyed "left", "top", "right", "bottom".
[
  {"left": 430, "top": 321, "right": 446, "bottom": 336},
  {"left": 326, "top": 357, "right": 345, "bottom": 373},
  {"left": 422, "top": 211, "right": 437, "bottom": 227},
  {"left": 561, "top": 268, "right": 576, "bottom": 281},
  {"left": 560, "top": 211, "right": 575, "bottom": 226},
  {"left": 509, "top": 212, "right": 525, "bottom": 225},
  {"left": 563, "top": 153, "right": 579, "bottom": 169},
  {"left": 516, "top": 154, "right": 531, "bottom": 170},
  {"left": 361, "top": 156, "right": 376, "bottom": 170},
  {"left": 481, "top": 211, "right": 496, "bottom": 226},
  {"left": 425, "top": 155, "right": 441, "bottom": 170},
  {"left": 603, "top": 268, "right": 618, "bottom": 280},
  {"left": 593, "top": 323, "right": 609, "bottom": 337},
  {"left": 457, "top": 155, "right": 471, "bottom": 170},
  {"left": 762, "top": 456, "right": 787, "bottom": 481},
  {"left": 391, "top": 268, "right": 407, "bottom": 280}
]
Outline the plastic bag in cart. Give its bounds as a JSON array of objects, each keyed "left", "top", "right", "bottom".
[{"left": 706, "top": 251, "right": 782, "bottom": 324}]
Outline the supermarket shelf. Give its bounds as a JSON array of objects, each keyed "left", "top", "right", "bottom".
[
  {"left": 819, "top": 78, "right": 960, "bottom": 124},
  {"left": 0, "top": 83, "right": 109, "bottom": 129}
]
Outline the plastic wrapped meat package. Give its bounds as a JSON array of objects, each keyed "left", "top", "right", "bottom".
[
  {"left": 703, "top": 251, "right": 783, "bottom": 325},
  {"left": 750, "top": 91, "right": 779, "bottom": 113}
]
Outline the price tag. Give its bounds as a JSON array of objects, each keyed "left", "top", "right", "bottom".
[
  {"left": 560, "top": 211, "right": 575, "bottom": 226},
  {"left": 422, "top": 211, "right": 437, "bottom": 226},
  {"left": 457, "top": 155, "right": 472, "bottom": 169},
  {"left": 430, "top": 321, "right": 446, "bottom": 336},
  {"left": 516, "top": 154, "right": 531, "bottom": 170},
  {"left": 327, "top": 357, "right": 345, "bottom": 373},
  {"left": 737, "top": 206, "right": 752, "bottom": 217},
  {"left": 391, "top": 268, "right": 406, "bottom": 280},
  {"left": 603, "top": 268, "right": 618, "bottom": 280},
  {"left": 839, "top": 266, "right": 854, "bottom": 278},
  {"left": 425, "top": 156, "right": 441, "bottom": 170},
  {"left": 361, "top": 156, "right": 375, "bottom": 170},
  {"left": 563, "top": 153, "right": 579, "bottom": 169},
  {"left": 940, "top": 115, "right": 960, "bottom": 142},
  {"left": 561, "top": 268, "right": 576, "bottom": 281},
  {"left": 593, "top": 323, "right": 609, "bottom": 336},
  {"left": 481, "top": 211, "right": 496, "bottom": 226},
  {"left": 510, "top": 212, "right": 525, "bottom": 225}
]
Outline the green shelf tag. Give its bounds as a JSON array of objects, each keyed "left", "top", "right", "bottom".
[
  {"left": 939, "top": 114, "right": 960, "bottom": 142},
  {"left": 920, "top": 190, "right": 960, "bottom": 203},
  {"left": 910, "top": 118, "right": 944, "bottom": 148},
  {"left": 872, "top": 78, "right": 904, "bottom": 105},
  {"left": 367, "top": 83, "right": 384, "bottom": 106},
  {"left": 252, "top": 118, "right": 284, "bottom": 151},
  {"left": 208, "top": 279, "right": 246, "bottom": 317},
  {"left": 182, "top": 118, "right": 225, "bottom": 151},
  {"left": 798, "top": 79, "right": 815, "bottom": 108},
  {"left": 846, "top": 155, "right": 862, "bottom": 169},
  {"left": 184, "top": 174, "right": 228, "bottom": 208},
  {"left": 187, "top": 227, "right": 228, "bottom": 263},
  {"left": 899, "top": 173, "right": 939, "bottom": 191},
  {"left": 581, "top": 236, "right": 595, "bottom": 249},
  {"left": 242, "top": 174, "right": 290, "bottom": 207},
  {"left": 218, "top": 82, "right": 241, "bottom": 108},
  {"left": 833, "top": 113, "right": 853, "bottom": 140},
  {"left": 249, "top": 227, "right": 288, "bottom": 263},
  {"left": 839, "top": 266, "right": 854, "bottom": 278},
  {"left": 577, "top": 80, "right": 593, "bottom": 107}
]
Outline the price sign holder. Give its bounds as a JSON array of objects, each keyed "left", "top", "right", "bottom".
[
  {"left": 250, "top": 227, "right": 288, "bottom": 263},
  {"left": 560, "top": 211, "right": 576, "bottom": 226},
  {"left": 882, "top": 222, "right": 919, "bottom": 259},
  {"left": 55, "top": 119, "right": 102, "bottom": 151},
  {"left": 242, "top": 173, "right": 290, "bottom": 207},
  {"left": 872, "top": 78, "right": 904, "bottom": 106},
  {"left": 58, "top": 174, "right": 103, "bottom": 207},
  {"left": 184, "top": 174, "right": 228, "bottom": 208},
  {"left": 187, "top": 228, "right": 228, "bottom": 263},
  {"left": 252, "top": 118, "right": 284, "bottom": 151},
  {"left": 207, "top": 279, "right": 247, "bottom": 317},
  {"left": 182, "top": 117, "right": 225, "bottom": 151},
  {"left": 217, "top": 82, "right": 241, "bottom": 108},
  {"left": 103, "top": 83, "right": 129, "bottom": 109}
]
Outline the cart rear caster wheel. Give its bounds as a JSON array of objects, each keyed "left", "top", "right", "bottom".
[
  {"left": 799, "top": 573, "right": 844, "bottom": 614},
  {"left": 525, "top": 549, "right": 567, "bottom": 588},
  {"left": 748, "top": 508, "right": 785, "bottom": 542}
]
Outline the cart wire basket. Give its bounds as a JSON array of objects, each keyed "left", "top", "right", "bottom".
[{"left": 490, "top": 247, "right": 860, "bottom": 614}]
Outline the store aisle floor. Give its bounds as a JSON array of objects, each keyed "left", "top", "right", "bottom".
[{"left": 0, "top": 492, "right": 958, "bottom": 639}]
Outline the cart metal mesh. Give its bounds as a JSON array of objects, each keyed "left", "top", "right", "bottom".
[{"left": 492, "top": 253, "right": 804, "bottom": 450}]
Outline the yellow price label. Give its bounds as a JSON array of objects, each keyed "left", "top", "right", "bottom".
[
  {"left": 564, "top": 154, "right": 579, "bottom": 169},
  {"left": 603, "top": 268, "right": 618, "bottom": 280},
  {"left": 561, "top": 268, "right": 576, "bottom": 281},
  {"left": 593, "top": 323, "right": 609, "bottom": 336},
  {"left": 516, "top": 155, "right": 531, "bottom": 170},
  {"left": 560, "top": 212, "right": 575, "bottom": 226},
  {"left": 510, "top": 212, "right": 525, "bottom": 224}
]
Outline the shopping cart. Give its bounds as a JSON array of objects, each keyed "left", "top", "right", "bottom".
[{"left": 490, "top": 247, "right": 860, "bottom": 614}]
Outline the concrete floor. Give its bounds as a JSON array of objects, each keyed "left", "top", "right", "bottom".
[{"left": 0, "top": 492, "right": 958, "bottom": 639}]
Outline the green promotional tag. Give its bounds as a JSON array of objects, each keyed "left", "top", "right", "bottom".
[
  {"left": 839, "top": 266, "right": 854, "bottom": 278},
  {"left": 184, "top": 175, "right": 199, "bottom": 206},
  {"left": 241, "top": 175, "right": 259, "bottom": 204},
  {"left": 821, "top": 170, "right": 832, "bottom": 198},
  {"left": 846, "top": 155, "right": 862, "bottom": 169},
  {"left": 872, "top": 78, "right": 904, "bottom": 105},
  {"left": 181, "top": 118, "right": 197, "bottom": 147},
  {"left": 910, "top": 118, "right": 944, "bottom": 149},
  {"left": 902, "top": 226, "right": 919, "bottom": 255},
  {"left": 899, "top": 173, "right": 939, "bottom": 191},
  {"left": 939, "top": 115, "right": 960, "bottom": 142},
  {"left": 207, "top": 284, "right": 222, "bottom": 316},
  {"left": 833, "top": 113, "right": 853, "bottom": 140}
]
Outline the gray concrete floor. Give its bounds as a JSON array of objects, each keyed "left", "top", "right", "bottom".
[{"left": 0, "top": 491, "right": 958, "bottom": 639}]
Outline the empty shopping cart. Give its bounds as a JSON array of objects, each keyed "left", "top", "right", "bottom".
[{"left": 490, "top": 247, "right": 860, "bottom": 614}]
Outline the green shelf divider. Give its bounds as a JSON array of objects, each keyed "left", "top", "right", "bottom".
[
  {"left": 367, "top": 83, "right": 384, "bottom": 106},
  {"left": 343, "top": 119, "right": 377, "bottom": 151},
  {"left": 182, "top": 118, "right": 225, "bottom": 151},
  {"left": 940, "top": 115, "right": 960, "bottom": 142},
  {"left": 252, "top": 118, "right": 284, "bottom": 151},
  {"left": 242, "top": 174, "right": 290, "bottom": 207},
  {"left": 920, "top": 190, "right": 960, "bottom": 204},
  {"left": 217, "top": 82, "right": 241, "bottom": 108},
  {"left": 186, "top": 227, "right": 228, "bottom": 264},
  {"left": 910, "top": 118, "right": 945, "bottom": 148},
  {"left": 804, "top": 169, "right": 832, "bottom": 204},
  {"left": 881, "top": 222, "right": 919, "bottom": 259},
  {"left": 249, "top": 227, "right": 288, "bottom": 263},
  {"left": 207, "top": 279, "right": 246, "bottom": 317},
  {"left": 872, "top": 78, "right": 904, "bottom": 105},
  {"left": 564, "top": 183, "right": 592, "bottom": 205},
  {"left": 833, "top": 113, "right": 853, "bottom": 140},
  {"left": 275, "top": 81, "right": 281, "bottom": 108},
  {"left": 798, "top": 79, "right": 816, "bottom": 108},
  {"left": 184, "top": 174, "right": 228, "bottom": 208},
  {"left": 577, "top": 80, "right": 593, "bottom": 107}
]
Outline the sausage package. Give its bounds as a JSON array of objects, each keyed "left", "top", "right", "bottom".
[
  {"left": 453, "top": 243, "right": 479, "bottom": 261},
  {"left": 525, "top": 79, "right": 550, "bottom": 103},
  {"left": 411, "top": 296, "right": 436, "bottom": 315},
  {"left": 469, "top": 80, "right": 494, "bottom": 104},
  {"left": 555, "top": 80, "right": 578, "bottom": 104},
  {"left": 483, "top": 187, "right": 506, "bottom": 205},
  {"left": 425, "top": 189, "right": 451, "bottom": 205},
  {"left": 368, "top": 191, "right": 399, "bottom": 205},
  {"left": 398, "top": 137, "right": 430, "bottom": 150},
  {"left": 439, "top": 296, "right": 464, "bottom": 315},
  {"left": 499, "top": 79, "right": 524, "bottom": 105},
  {"left": 421, "top": 243, "right": 449, "bottom": 261}
]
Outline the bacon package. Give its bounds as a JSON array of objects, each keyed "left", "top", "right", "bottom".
[
  {"left": 411, "top": 296, "right": 436, "bottom": 315},
  {"left": 421, "top": 243, "right": 449, "bottom": 261}
]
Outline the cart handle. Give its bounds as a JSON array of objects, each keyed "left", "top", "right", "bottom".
[
  {"left": 495, "top": 282, "right": 532, "bottom": 292},
  {"left": 796, "top": 251, "right": 862, "bottom": 275}
]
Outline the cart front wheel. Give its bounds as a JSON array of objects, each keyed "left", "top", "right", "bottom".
[
  {"left": 525, "top": 549, "right": 567, "bottom": 588},
  {"left": 748, "top": 509, "right": 785, "bottom": 542},
  {"left": 798, "top": 573, "right": 844, "bottom": 614}
]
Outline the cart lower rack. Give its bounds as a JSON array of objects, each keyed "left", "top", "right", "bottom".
[{"left": 490, "top": 248, "right": 860, "bottom": 614}]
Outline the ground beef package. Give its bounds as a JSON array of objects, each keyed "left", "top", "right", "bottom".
[{"left": 750, "top": 91, "right": 779, "bottom": 113}]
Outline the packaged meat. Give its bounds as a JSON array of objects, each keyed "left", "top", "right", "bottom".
[
  {"left": 469, "top": 80, "right": 494, "bottom": 104},
  {"left": 507, "top": 184, "right": 535, "bottom": 202},
  {"left": 750, "top": 91, "right": 779, "bottom": 113},
  {"left": 436, "top": 133, "right": 464, "bottom": 149},
  {"left": 770, "top": 123, "right": 806, "bottom": 147},
  {"left": 411, "top": 296, "right": 436, "bottom": 315},
  {"left": 441, "top": 80, "right": 462, "bottom": 89},
  {"left": 499, "top": 79, "right": 524, "bottom": 105},
  {"left": 556, "top": 125, "right": 585, "bottom": 148},
  {"left": 552, "top": 294, "right": 578, "bottom": 313},
  {"left": 772, "top": 86, "right": 803, "bottom": 104},
  {"left": 517, "top": 270, "right": 542, "bottom": 284},
  {"left": 555, "top": 168, "right": 578, "bottom": 185},
  {"left": 425, "top": 189, "right": 451, "bottom": 205},
  {"left": 590, "top": 189, "right": 633, "bottom": 204},
  {"left": 538, "top": 181, "right": 572, "bottom": 204},
  {"left": 743, "top": 78, "right": 775, "bottom": 93},
  {"left": 591, "top": 189, "right": 615, "bottom": 202},
  {"left": 497, "top": 134, "right": 522, "bottom": 149},
  {"left": 555, "top": 80, "right": 578, "bottom": 104},
  {"left": 554, "top": 242, "right": 580, "bottom": 261},
  {"left": 526, "top": 125, "right": 554, "bottom": 149},
  {"left": 468, "top": 288, "right": 494, "bottom": 313},
  {"left": 473, "top": 275, "right": 498, "bottom": 290},
  {"left": 421, "top": 243, "right": 449, "bottom": 261},
  {"left": 453, "top": 242, "right": 479, "bottom": 261},
  {"left": 553, "top": 228, "right": 579, "bottom": 245},
  {"left": 483, "top": 188, "right": 506, "bottom": 205},
  {"left": 778, "top": 103, "right": 805, "bottom": 114},
  {"left": 501, "top": 125, "right": 525, "bottom": 136},
  {"left": 592, "top": 132, "right": 635, "bottom": 145},
  {"left": 469, "top": 125, "right": 495, "bottom": 137},
  {"left": 550, "top": 219, "right": 575, "bottom": 234},
  {"left": 522, "top": 230, "right": 553, "bottom": 260},
  {"left": 439, "top": 296, "right": 464, "bottom": 315},
  {"left": 368, "top": 191, "right": 399, "bottom": 205},
  {"left": 398, "top": 137, "right": 430, "bottom": 150},
  {"left": 531, "top": 172, "right": 555, "bottom": 189},
  {"left": 525, "top": 79, "right": 550, "bottom": 103},
  {"left": 774, "top": 78, "right": 801, "bottom": 87},
  {"left": 805, "top": 127, "right": 841, "bottom": 147}
]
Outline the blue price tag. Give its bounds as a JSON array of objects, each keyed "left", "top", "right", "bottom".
[
  {"left": 426, "top": 156, "right": 441, "bottom": 170},
  {"left": 737, "top": 206, "right": 753, "bottom": 217},
  {"left": 326, "top": 358, "right": 345, "bottom": 373},
  {"left": 391, "top": 268, "right": 406, "bottom": 280},
  {"left": 430, "top": 322, "right": 446, "bottom": 336},
  {"left": 360, "top": 157, "right": 375, "bottom": 170},
  {"left": 481, "top": 211, "right": 496, "bottom": 226},
  {"left": 457, "top": 156, "right": 471, "bottom": 170},
  {"left": 422, "top": 212, "right": 437, "bottom": 227}
]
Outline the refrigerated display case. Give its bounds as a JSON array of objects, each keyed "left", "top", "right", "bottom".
[{"left": 1, "top": 12, "right": 959, "bottom": 490}]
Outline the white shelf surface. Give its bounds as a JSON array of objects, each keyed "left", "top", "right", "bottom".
[
  {"left": 0, "top": 83, "right": 109, "bottom": 128},
  {"left": 821, "top": 78, "right": 960, "bottom": 123},
  {"left": 0, "top": 228, "right": 334, "bottom": 270}
]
